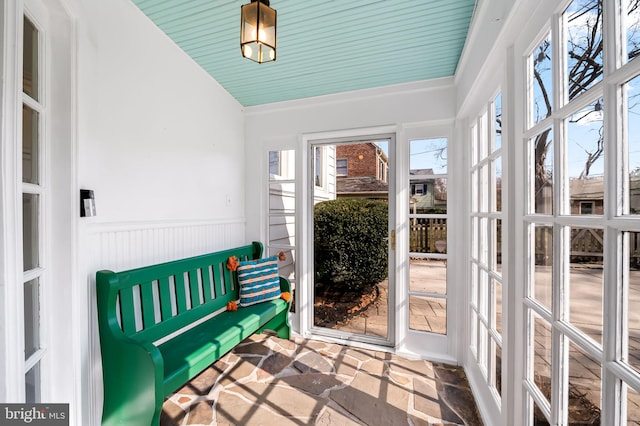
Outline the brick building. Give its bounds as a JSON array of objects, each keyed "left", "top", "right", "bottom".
[{"left": 335, "top": 143, "right": 389, "bottom": 199}]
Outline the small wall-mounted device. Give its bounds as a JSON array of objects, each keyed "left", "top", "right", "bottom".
[{"left": 80, "top": 189, "right": 96, "bottom": 217}]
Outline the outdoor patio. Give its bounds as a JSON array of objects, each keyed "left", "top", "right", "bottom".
[{"left": 160, "top": 334, "right": 483, "bottom": 425}]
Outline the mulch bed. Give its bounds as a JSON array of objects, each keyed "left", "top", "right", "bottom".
[{"left": 313, "top": 284, "right": 379, "bottom": 328}]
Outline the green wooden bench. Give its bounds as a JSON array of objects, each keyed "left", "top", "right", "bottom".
[{"left": 96, "top": 242, "right": 291, "bottom": 426}]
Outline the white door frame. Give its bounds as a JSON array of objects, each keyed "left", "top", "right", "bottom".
[
  {"left": 0, "top": 0, "right": 78, "bottom": 419},
  {"left": 299, "top": 125, "right": 398, "bottom": 349}
]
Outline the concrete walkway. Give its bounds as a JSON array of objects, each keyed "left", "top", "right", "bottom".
[{"left": 161, "top": 334, "right": 483, "bottom": 425}]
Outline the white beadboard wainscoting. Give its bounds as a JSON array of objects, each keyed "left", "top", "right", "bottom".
[{"left": 81, "top": 218, "right": 246, "bottom": 424}]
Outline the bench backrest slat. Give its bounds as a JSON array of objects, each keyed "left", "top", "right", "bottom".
[
  {"left": 201, "top": 266, "right": 213, "bottom": 301},
  {"left": 96, "top": 242, "right": 263, "bottom": 343},
  {"left": 140, "top": 281, "right": 156, "bottom": 329},
  {"left": 158, "top": 277, "right": 173, "bottom": 321},
  {"left": 213, "top": 263, "right": 224, "bottom": 298},
  {"left": 188, "top": 270, "right": 201, "bottom": 308},
  {"left": 118, "top": 287, "right": 136, "bottom": 335},
  {"left": 174, "top": 272, "right": 188, "bottom": 314}
]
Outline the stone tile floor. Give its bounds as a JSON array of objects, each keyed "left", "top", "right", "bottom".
[{"left": 161, "top": 334, "right": 483, "bottom": 426}]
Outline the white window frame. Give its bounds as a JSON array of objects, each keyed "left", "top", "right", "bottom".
[
  {"left": 21, "top": 8, "right": 48, "bottom": 404},
  {"left": 517, "top": 1, "right": 640, "bottom": 424},
  {"left": 469, "top": 91, "right": 505, "bottom": 410}
]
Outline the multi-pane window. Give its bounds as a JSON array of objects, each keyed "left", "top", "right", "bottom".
[
  {"left": 408, "top": 138, "right": 448, "bottom": 334},
  {"left": 336, "top": 158, "right": 348, "bottom": 176},
  {"left": 470, "top": 93, "right": 503, "bottom": 400},
  {"left": 22, "top": 15, "right": 44, "bottom": 403},
  {"left": 522, "top": 0, "right": 640, "bottom": 424}
]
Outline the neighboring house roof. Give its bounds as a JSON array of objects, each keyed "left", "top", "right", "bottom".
[
  {"left": 569, "top": 177, "right": 604, "bottom": 200},
  {"left": 336, "top": 176, "right": 388, "bottom": 197},
  {"left": 410, "top": 168, "right": 435, "bottom": 177}
]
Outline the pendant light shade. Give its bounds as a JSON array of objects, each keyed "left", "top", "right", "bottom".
[{"left": 241, "top": 0, "right": 277, "bottom": 63}]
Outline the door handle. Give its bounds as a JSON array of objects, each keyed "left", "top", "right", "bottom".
[{"left": 390, "top": 229, "right": 396, "bottom": 251}]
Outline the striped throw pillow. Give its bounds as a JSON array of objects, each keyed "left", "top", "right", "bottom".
[{"left": 236, "top": 256, "right": 281, "bottom": 307}]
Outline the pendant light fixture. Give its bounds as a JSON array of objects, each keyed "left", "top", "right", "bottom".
[{"left": 240, "top": 0, "right": 277, "bottom": 63}]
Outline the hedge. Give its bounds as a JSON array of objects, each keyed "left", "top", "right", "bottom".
[{"left": 314, "top": 198, "right": 388, "bottom": 292}]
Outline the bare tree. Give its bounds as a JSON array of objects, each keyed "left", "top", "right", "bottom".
[{"left": 533, "top": 0, "right": 603, "bottom": 211}]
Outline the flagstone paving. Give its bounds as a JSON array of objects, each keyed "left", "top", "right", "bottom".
[{"left": 161, "top": 334, "right": 483, "bottom": 426}]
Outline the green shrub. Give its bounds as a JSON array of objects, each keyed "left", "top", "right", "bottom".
[{"left": 314, "top": 198, "right": 388, "bottom": 292}]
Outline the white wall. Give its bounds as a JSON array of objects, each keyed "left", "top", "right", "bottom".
[
  {"left": 51, "top": 0, "right": 246, "bottom": 424},
  {"left": 74, "top": 0, "right": 245, "bottom": 223},
  {"left": 244, "top": 79, "right": 456, "bottom": 240}
]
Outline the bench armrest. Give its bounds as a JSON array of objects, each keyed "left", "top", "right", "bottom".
[
  {"left": 96, "top": 270, "right": 165, "bottom": 425},
  {"left": 279, "top": 276, "right": 292, "bottom": 294},
  {"left": 100, "top": 337, "right": 164, "bottom": 426}
]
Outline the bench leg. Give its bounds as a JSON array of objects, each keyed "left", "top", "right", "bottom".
[{"left": 258, "top": 310, "right": 290, "bottom": 340}]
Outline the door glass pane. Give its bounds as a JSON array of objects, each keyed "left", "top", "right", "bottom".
[
  {"left": 267, "top": 247, "right": 294, "bottom": 281},
  {"left": 533, "top": 224, "right": 553, "bottom": 310},
  {"left": 479, "top": 270, "right": 489, "bottom": 319},
  {"left": 22, "top": 105, "right": 39, "bottom": 184},
  {"left": 22, "top": 194, "right": 39, "bottom": 271},
  {"left": 493, "top": 157, "right": 502, "bottom": 212},
  {"left": 314, "top": 146, "right": 323, "bottom": 187},
  {"left": 494, "top": 342, "right": 502, "bottom": 397},
  {"left": 533, "top": 397, "right": 552, "bottom": 425},
  {"left": 409, "top": 138, "right": 448, "bottom": 174},
  {"left": 409, "top": 295, "right": 446, "bottom": 334},
  {"left": 470, "top": 309, "right": 478, "bottom": 356},
  {"left": 479, "top": 111, "right": 488, "bottom": 161},
  {"left": 568, "top": 341, "right": 602, "bottom": 425},
  {"left": 25, "top": 363, "right": 40, "bottom": 403},
  {"left": 531, "top": 34, "right": 552, "bottom": 125},
  {"left": 268, "top": 215, "right": 295, "bottom": 247},
  {"left": 24, "top": 278, "right": 40, "bottom": 359},
  {"left": 494, "top": 92, "right": 502, "bottom": 151},
  {"left": 268, "top": 150, "right": 281, "bottom": 176},
  {"left": 565, "top": 0, "right": 603, "bottom": 101},
  {"left": 493, "top": 219, "right": 503, "bottom": 275},
  {"left": 627, "top": 383, "right": 640, "bottom": 424},
  {"left": 626, "top": 232, "right": 640, "bottom": 373},
  {"left": 625, "top": 74, "right": 640, "bottom": 215},
  {"left": 267, "top": 149, "right": 296, "bottom": 309},
  {"left": 493, "top": 279, "right": 502, "bottom": 335},
  {"left": 314, "top": 141, "right": 390, "bottom": 341},
  {"left": 569, "top": 227, "right": 604, "bottom": 344},
  {"left": 567, "top": 99, "right": 604, "bottom": 216},
  {"left": 23, "top": 17, "right": 38, "bottom": 100},
  {"left": 628, "top": 0, "right": 640, "bottom": 62},
  {"left": 269, "top": 181, "right": 295, "bottom": 213},
  {"left": 532, "top": 313, "right": 552, "bottom": 403},
  {"left": 409, "top": 219, "right": 447, "bottom": 254},
  {"left": 480, "top": 165, "right": 489, "bottom": 212},
  {"left": 269, "top": 149, "right": 294, "bottom": 180},
  {"left": 532, "top": 128, "right": 554, "bottom": 214},
  {"left": 410, "top": 259, "right": 446, "bottom": 295}
]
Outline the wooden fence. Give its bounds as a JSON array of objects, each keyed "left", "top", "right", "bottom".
[
  {"left": 411, "top": 220, "right": 640, "bottom": 264},
  {"left": 535, "top": 228, "right": 640, "bottom": 265},
  {"left": 410, "top": 218, "right": 447, "bottom": 253}
]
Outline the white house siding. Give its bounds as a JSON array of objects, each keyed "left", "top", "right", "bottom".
[{"left": 0, "top": 0, "right": 245, "bottom": 424}]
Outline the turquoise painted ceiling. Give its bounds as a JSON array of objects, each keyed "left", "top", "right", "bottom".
[{"left": 131, "top": 0, "right": 477, "bottom": 107}]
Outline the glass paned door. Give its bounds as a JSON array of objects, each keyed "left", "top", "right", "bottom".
[
  {"left": 267, "top": 150, "right": 297, "bottom": 309},
  {"left": 409, "top": 138, "right": 448, "bottom": 335},
  {"left": 311, "top": 138, "right": 394, "bottom": 345},
  {"left": 22, "top": 14, "right": 45, "bottom": 403}
]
